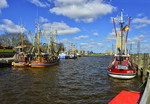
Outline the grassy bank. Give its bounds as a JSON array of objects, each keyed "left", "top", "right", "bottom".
[{"left": 0, "top": 49, "right": 15, "bottom": 52}]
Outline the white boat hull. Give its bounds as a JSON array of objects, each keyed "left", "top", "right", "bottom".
[{"left": 108, "top": 72, "right": 136, "bottom": 79}]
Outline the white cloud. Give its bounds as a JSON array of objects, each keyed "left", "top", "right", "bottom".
[
  {"left": 145, "top": 44, "right": 150, "bottom": 49},
  {"left": 97, "top": 43, "right": 103, "bottom": 46},
  {"left": 137, "top": 13, "right": 143, "bottom": 17},
  {"left": 106, "top": 31, "right": 116, "bottom": 42},
  {"left": 0, "top": 0, "right": 9, "bottom": 13},
  {"left": 132, "top": 17, "right": 150, "bottom": 24},
  {"left": 0, "top": 19, "right": 26, "bottom": 33},
  {"left": 132, "top": 16, "right": 150, "bottom": 29},
  {"left": 80, "top": 42, "right": 103, "bottom": 47},
  {"left": 105, "top": 27, "right": 121, "bottom": 42},
  {"left": 42, "top": 22, "right": 80, "bottom": 35},
  {"left": 127, "top": 35, "right": 147, "bottom": 44},
  {"left": 61, "top": 38, "right": 69, "bottom": 43},
  {"left": 80, "top": 43, "right": 88, "bottom": 45},
  {"left": 134, "top": 24, "right": 147, "bottom": 29},
  {"left": 39, "top": 16, "right": 49, "bottom": 23},
  {"left": 29, "top": 0, "right": 50, "bottom": 7},
  {"left": 74, "top": 35, "right": 89, "bottom": 40},
  {"left": 50, "top": 0, "right": 116, "bottom": 22},
  {"left": 60, "top": 38, "right": 73, "bottom": 44},
  {"left": 93, "top": 32, "right": 99, "bottom": 36}
]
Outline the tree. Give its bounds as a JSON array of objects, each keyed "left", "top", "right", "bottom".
[{"left": 0, "top": 33, "right": 32, "bottom": 47}]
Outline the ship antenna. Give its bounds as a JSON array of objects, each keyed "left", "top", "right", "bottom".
[
  {"left": 120, "top": 9, "right": 124, "bottom": 24},
  {"left": 120, "top": 9, "right": 124, "bottom": 30},
  {"left": 120, "top": 9, "right": 125, "bottom": 55},
  {"left": 126, "top": 17, "right": 132, "bottom": 42}
]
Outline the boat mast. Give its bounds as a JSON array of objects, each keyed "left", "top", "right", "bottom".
[
  {"left": 21, "top": 26, "right": 24, "bottom": 53},
  {"left": 50, "top": 30, "right": 53, "bottom": 55},
  {"left": 37, "top": 23, "right": 41, "bottom": 62},
  {"left": 120, "top": 9, "right": 124, "bottom": 55}
]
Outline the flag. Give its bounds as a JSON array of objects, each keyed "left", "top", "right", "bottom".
[{"left": 122, "top": 25, "right": 129, "bottom": 31}]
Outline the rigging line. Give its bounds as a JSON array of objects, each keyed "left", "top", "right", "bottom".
[
  {"left": 126, "top": 17, "right": 131, "bottom": 42},
  {"left": 113, "top": 18, "right": 117, "bottom": 37}
]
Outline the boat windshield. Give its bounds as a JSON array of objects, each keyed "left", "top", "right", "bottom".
[{"left": 115, "top": 56, "right": 129, "bottom": 61}]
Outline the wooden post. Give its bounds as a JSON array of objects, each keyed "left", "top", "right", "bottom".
[
  {"left": 142, "top": 53, "right": 149, "bottom": 83},
  {"left": 137, "top": 54, "right": 142, "bottom": 76}
]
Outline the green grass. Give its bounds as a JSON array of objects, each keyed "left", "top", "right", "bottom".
[{"left": 0, "top": 49, "right": 15, "bottom": 52}]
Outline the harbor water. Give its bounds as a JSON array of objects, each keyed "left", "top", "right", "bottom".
[{"left": 0, "top": 56, "right": 143, "bottom": 104}]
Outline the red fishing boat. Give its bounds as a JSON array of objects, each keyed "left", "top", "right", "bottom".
[
  {"left": 108, "top": 55, "right": 137, "bottom": 79},
  {"left": 108, "top": 10, "right": 137, "bottom": 79}
]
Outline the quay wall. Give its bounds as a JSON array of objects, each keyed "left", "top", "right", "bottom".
[
  {"left": 139, "top": 71, "right": 150, "bottom": 104},
  {"left": 131, "top": 53, "right": 150, "bottom": 104}
]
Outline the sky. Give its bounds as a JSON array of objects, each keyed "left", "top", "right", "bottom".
[{"left": 0, "top": 0, "right": 150, "bottom": 53}]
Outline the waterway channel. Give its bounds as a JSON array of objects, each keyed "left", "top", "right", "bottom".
[{"left": 0, "top": 56, "right": 143, "bottom": 104}]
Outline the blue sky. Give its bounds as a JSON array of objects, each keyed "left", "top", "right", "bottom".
[{"left": 0, "top": 0, "right": 150, "bottom": 53}]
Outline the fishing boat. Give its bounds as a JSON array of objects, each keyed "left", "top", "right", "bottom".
[
  {"left": 67, "top": 43, "right": 77, "bottom": 59},
  {"left": 59, "top": 52, "right": 67, "bottom": 59},
  {"left": 30, "top": 53, "right": 59, "bottom": 68},
  {"left": 12, "top": 26, "right": 31, "bottom": 67},
  {"left": 108, "top": 10, "right": 137, "bottom": 79},
  {"left": 30, "top": 27, "right": 61, "bottom": 68},
  {"left": 12, "top": 51, "right": 30, "bottom": 67},
  {"left": 68, "top": 53, "right": 77, "bottom": 59},
  {"left": 12, "top": 45, "right": 33, "bottom": 67}
]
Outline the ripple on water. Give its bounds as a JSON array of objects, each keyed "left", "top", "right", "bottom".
[{"left": 0, "top": 56, "right": 143, "bottom": 104}]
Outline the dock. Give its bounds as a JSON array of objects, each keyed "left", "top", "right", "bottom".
[
  {"left": 0, "top": 57, "right": 15, "bottom": 67},
  {"left": 139, "top": 71, "right": 150, "bottom": 104},
  {"left": 131, "top": 53, "right": 150, "bottom": 104}
]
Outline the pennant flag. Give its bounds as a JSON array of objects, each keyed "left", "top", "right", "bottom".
[{"left": 122, "top": 25, "right": 129, "bottom": 31}]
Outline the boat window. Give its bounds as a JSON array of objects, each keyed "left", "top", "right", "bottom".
[
  {"left": 116, "top": 57, "right": 120, "bottom": 61},
  {"left": 116, "top": 57, "right": 124, "bottom": 61}
]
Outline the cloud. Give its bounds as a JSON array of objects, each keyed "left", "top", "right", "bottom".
[
  {"left": 80, "top": 43, "right": 88, "bottom": 45},
  {"left": 60, "top": 38, "right": 73, "bottom": 45},
  {"left": 0, "top": 0, "right": 9, "bottom": 13},
  {"left": 106, "top": 31, "right": 116, "bottom": 42},
  {"left": 29, "top": 0, "right": 50, "bottom": 7},
  {"left": 97, "top": 43, "right": 103, "bottom": 46},
  {"left": 93, "top": 32, "right": 99, "bottom": 36},
  {"left": 80, "top": 42, "right": 103, "bottom": 47},
  {"left": 132, "top": 17, "right": 150, "bottom": 24},
  {"left": 132, "top": 16, "right": 150, "bottom": 29},
  {"left": 59, "top": 38, "right": 75, "bottom": 50},
  {"left": 0, "top": 19, "right": 26, "bottom": 33},
  {"left": 137, "top": 13, "right": 143, "bottom": 17},
  {"left": 127, "top": 35, "right": 148, "bottom": 44},
  {"left": 74, "top": 35, "right": 89, "bottom": 40},
  {"left": 105, "top": 27, "right": 121, "bottom": 42},
  {"left": 145, "top": 44, "right": 150, "bottom": 49},
  {"left": 42, "top": 22, "right": 80, "bottom": 35},
  {"left": 61, "top": 38, "right": 69, "bottom": 43},
  {"left": 50, "top": 0, "right": 116, "bottom": 22},
  {"left": 39, "top": 16, "right": 49, "bottom": 23},
  {"left": 134, "top": 24, "right": 147, "bottom": 29}
]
